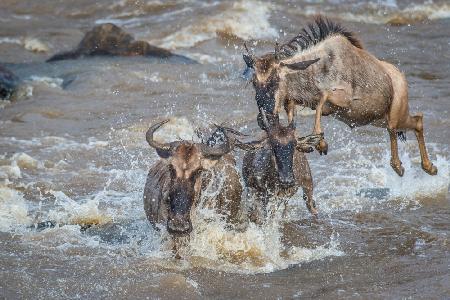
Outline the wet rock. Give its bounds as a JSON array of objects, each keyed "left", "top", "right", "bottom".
[
  {"left": 47, "top": 23, "right": 195, "bottom": 63},
  {"left": 0, "top": 65, "right": 19, "bottom": 100}
]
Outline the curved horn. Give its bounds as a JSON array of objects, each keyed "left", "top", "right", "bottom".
[
  {"left": 243, "top": 42, "right": 255, "bottom": 69},
  {"left": 244, "top": 42, "right": 253, "bottom": 56},
  {"left": 274, "top": 42, "right": 280, "bottom": 61},
  {"left": 146, "top": 120, "right": 173, "bottom": 158},
  {"left": 199, "top": 131, "right": 234, "bottom": 159}
]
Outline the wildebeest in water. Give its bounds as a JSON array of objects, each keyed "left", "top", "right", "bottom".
[
  {"left": 143, "top": 120, "right": 243, "bottom": 253},
  {"left": 241, "top": 109, "right": 322, "bottom": 223},
  {"left": 242, "top": 16, "right": 437, "bottom": 177}
]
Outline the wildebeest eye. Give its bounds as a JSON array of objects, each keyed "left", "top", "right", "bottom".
[
  {"left": 189, "top": 169, "right": 202, "bottom": 181},
  {"left": 193, "top": 169, "right": 202, "bottom": 177}
]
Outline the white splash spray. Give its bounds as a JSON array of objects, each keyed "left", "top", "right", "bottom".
[{"left": 155, "top": 1, "right": 278, "bottom": 49}]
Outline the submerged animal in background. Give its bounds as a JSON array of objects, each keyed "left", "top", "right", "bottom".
[
  {"left": 242, "top": 16, "right": 437, "bottom": 177},
  {"left": 241, "top": 110, "right": 322, "bottom": 223},
  {"left": 0, "top": 65, "right": 19, "bottom": 100},
  {"left": 47, "top": 23, "right": 195, "bottom": 63},
  {"left": 143, "top": 120, "right": 243, "bottom": 239}
]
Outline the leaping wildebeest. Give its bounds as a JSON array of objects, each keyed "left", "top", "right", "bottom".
[
  {"left": 143, "top": 120, "right": 243, "bottom": 238},
  {"left": 242, "top": 16, "right": 437, "bottom": 177},
  {"left": 241, "top": 110, "right": 322, "bottom": 223}
]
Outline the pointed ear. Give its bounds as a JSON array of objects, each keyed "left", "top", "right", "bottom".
[
  {"left": 243, "top": 54, "right": 254, "bottom": 68},
  {"left": 281, "top": 58, "right": 320, "bottom": 70}
]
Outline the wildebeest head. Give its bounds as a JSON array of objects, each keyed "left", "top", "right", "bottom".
[
  {"left": 245, "top": 109, "right": 322, "bottom": 187},
  {"left": 146, "top": 120, "right": 236, "bottom": 235},
  {"left": 243, "top": 43, "right": 320, "bottom": 128}
]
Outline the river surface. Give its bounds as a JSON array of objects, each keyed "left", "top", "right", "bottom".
[{"left": 1, "top": 0, "right": 449, "bottom": 299}]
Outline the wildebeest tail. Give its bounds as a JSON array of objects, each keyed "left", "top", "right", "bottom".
[{"left": 397, "top": 131, "right": 406, "bottom": 142}]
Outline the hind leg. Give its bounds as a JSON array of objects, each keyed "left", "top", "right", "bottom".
[
  {"left": 387, "top": 128, "right": 405, "bottom": 176},
  {"left": 284, "top": 99, "right": 296, "bottom": 125},
  {"left": 381, "top": 61, "right": 437, "bottom": 176},
  {"left": 303, "top": 186, "right": 317, "bottom": 215},
  {"left": 400, "top": 114, "right": 437, "bottom": 175}
]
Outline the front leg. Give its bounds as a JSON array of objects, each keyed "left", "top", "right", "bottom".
[
  {"left": 313, "top": 92, "right": 329, "bottom": 155},
  {"left": 284, "top": 99, "right": 296, "bottom": 124},
  {"left": 247, "top": 191, "right": 267, "bottom": 225}
]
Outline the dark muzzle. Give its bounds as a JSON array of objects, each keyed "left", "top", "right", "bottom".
[
  {"left": 167, "top": 184, "right": 194, "bottom": 235},
  {"left": 167, "top": 214, "right": 192, "bottom": 235},
  {"left": 278, "top": 173, "right": 295, "bottom": 188},
  {"left": 273, "top": 142, "right": 296, "bottom": 188}
]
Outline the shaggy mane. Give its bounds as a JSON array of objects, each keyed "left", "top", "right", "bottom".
[{"left": 278, "top": 16, "right": 363, "bottom": 59}]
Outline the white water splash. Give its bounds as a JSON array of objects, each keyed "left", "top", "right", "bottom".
[
  {"left": 28, "top": 76, "right": 64, "bottom": 89},
  {"left": 373, "top": 154, "right": 449, "bottom": 200},
  {"left": 0, "top": 186, "right": 31, "bottom": 232},
  {"left": 291, "top": 2, "right": 450, "bottom": 25},
  {"left": 0, "top": 36, "right": 49, "bottom": 53},
  {"left": 155, "top": 1, "right": 278, "bottom": 49},
  {"left": 186, "top": 208, "right": 343, "bottom": 274},
  {"left": 3, "top": 118, "right": 447, "bottom": 275},
  {"left": 311, "top": 140, "right": 450, "bottom": 213}
]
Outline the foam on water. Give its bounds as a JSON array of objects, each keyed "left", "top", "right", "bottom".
[
  {"left": 0, "top": 37, "right": 22, "bottom": 45},
  {"left": 46, "top": 191, "right": 112, "bottom": 226},
  {"left": 23, "top": 37, "right": 49, "bottom": 53},
  {"left": 12, "top": 153, "right": 42, "bottom": 170},
  {"left": 0, "top": 136, "right": 108, "bottom": 152},
  {"left": 401, "top": 2, "right": 450, "bottom": 20},
  {"left": 155, "top": 1, "right": 278, "bottom": 49},
  {"left": 0, "top": 164, "right": 21, "bottom": 180},
  {"left": 0, "top": 36, "right": 49, "bottom": 53},
  {"left": 0, "top": 185, "right": 31, "bottom": 232},
  {"left": 27, "top": 76, "right": 64, "bottom": 89},
  {"left": 184, "top": 208, "right": 343, "bottom": 274},
  {"left": 289, "top": 2, "right": 450, "bottom": 25},
  {"left": 0, "top": 152, "right": 44, "bottom": 180},
  {"left": 311, "top": 141, "right": 450, "bottom": 213}
]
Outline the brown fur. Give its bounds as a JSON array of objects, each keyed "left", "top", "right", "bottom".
[
  {"left": 241, "top": 126, "right": 319, "bottom": 224},
  {"left": 248, "top": 17, "right": 437, "bottom": 177},
  {"left": 143, "top": 144, "right": 242, "bottom": 232},
  {"left": 144, "top": 131, "right": 242, "bottom": 233}
]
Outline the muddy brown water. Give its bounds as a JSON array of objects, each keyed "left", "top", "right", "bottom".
[{"left": 1, "top": 0, "right": 449, "bottom": 299}]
